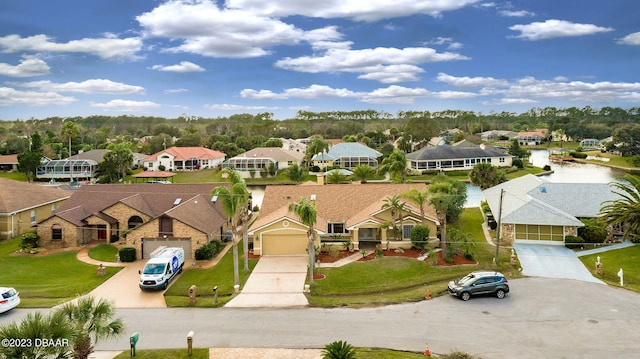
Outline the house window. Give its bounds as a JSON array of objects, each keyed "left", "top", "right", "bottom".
[
  {"left": 148, "top": 163, "right": 154, "bottom": 168},
  {"left": 128, "top": 215, "right": 144, "bottom": 229},
  {"left": 327, "top": 222, "right": 346, "bottom": 234},
  {"left": 30, "top": 210, "right": 36, "bottom": 223},
  {"left": 52, "top": 224, "right": 62, "bottom": 241},
  {"left": 402, "top": 224, "right": 414, "bottom": 240},
  {"left": 499, "top": 157, "right": 505, "bottom": 163}
]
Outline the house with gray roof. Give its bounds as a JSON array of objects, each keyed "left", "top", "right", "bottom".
[
  {"left": 224, "top": 147, "right": 304, "bottom": 177},
  {"left": 37, "top": 183, "right": 232, "bottom": 259},
  {"left": 483, "top": 174, "right": 620, "bottom": 245},
  {"left": 406, "top": 144, "right": 512, "bottom": 172},
  {"left": 311, "top": 142, "right": 382, "bottom": 170},
  {"left": 480, "top": 130, "right": 518, "bottom": 142}
]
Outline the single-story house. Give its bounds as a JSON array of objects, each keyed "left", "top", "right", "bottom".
[
  {"left": 143, "top": 147, "right": 226, "bottom": 171},
  {"left": 68, "top": 149, "right": 148, "bottom": 168},
  {"left": 311, "top": 142, "right": 382, "bottom": 170},
  {"left": 483, "top": 174, "right": 620, "bottom": 246},
  {"left": 37, "top": 183, "right": 232, "bottom": 259},
  {"left": 0, "top": 178, "right": 72, "bottom": 240},
  {"left": 0, "top": 154, "right": 19, "bottom": 172},
  {"left": 517, "top": 131, "right": 546, "bottom": 145},
  {"left": 280, "top": 138, "right": 307, "bottom": 153},
  {"left": 223, "top": 147, "right": 305, "bottom": 176},
  {"left": 406, "top": 144, "right": 512, "bottom": 172},
  {"left": 36, "top": 159, "right": 99, "bottom": 181},
  {"left": 479, "top": 130, "right": 518, "bottom": 142},
  {"left": 249, "top": 183, "right": 439, "bottom": 255}
]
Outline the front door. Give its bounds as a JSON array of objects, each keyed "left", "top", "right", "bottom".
[{"left": 97, "top": 225, "right": 107, "bottom": 240}]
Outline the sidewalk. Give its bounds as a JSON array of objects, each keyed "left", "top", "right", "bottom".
[
  {"left": 576, "top": 240, "right": 635, "bottom": 257},
  {"left": 319, "top": 252, "right": 361, "bottom": 268}
]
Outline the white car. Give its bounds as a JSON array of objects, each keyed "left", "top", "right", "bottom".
[{"left": 0, "top": 287, "right": 20, "bottom": 313}]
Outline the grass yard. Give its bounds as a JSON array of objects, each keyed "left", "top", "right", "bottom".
[
  {"left": 164, "top": 243, "right": 258, "bottom": 307},
  {"left": 0, "top": 238, "right": 121, "bottom": 307},
  {"left": 112, "top": 348, "right": 425, "bottom": 358},
  {"left": 309, "top": 208, "right": 520, "bottom": 307},
  {"left": 88, "top": 244, "right": 119, "bottom": 262},
  {"left": 579, "top": 245, "right": 640, "bottom": 292}
]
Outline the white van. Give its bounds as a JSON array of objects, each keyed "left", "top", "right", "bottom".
[{"left": 139, "top": 247, "right": 185, "bottom": 290}]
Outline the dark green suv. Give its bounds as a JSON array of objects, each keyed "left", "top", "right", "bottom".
[{"left": 447, "top": 271, "right": 509, "bottom": 301}]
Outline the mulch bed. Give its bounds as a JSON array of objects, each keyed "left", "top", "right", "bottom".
[{"left": 356, "top": 248, "right": 477, "bottom": 266}]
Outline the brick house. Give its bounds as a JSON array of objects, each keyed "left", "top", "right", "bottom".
[{"left": 37, "top": 183, "right": 232, "bottom": 259}]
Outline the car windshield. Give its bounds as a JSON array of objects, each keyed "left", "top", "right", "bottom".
[
  {"left": 457, "top": 274, "right": 476, "bottom": 286},
  {"left": 143, "top": 263, "right": 165, "bottom": 275}
]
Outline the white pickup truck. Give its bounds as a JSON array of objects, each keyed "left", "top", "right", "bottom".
[{"left": 139, "top": 247, "right": 185, "bottom": 290}]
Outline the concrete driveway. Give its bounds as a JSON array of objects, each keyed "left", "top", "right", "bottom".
[
  {"left": 513, "top": 243, "right": 604, "bottom": 284},
  {"left": 225, "top": 255, "right": 309, "bottom": 308}
]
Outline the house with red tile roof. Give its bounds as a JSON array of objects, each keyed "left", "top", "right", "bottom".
[
  {"left": 143, "top": 146, "right": 226, "bottom": 171},
  {"left": 248, "top": 183, "right": 439, "bottom": 255},
  {"left": 36, "top": 183, "right": 232, "bottom": 259}
]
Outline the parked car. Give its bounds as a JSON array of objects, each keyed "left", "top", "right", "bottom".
[
  {"left": 448, "top": 271, "right": 509, "bottom": 301},
  {"left": 0, "top": 287, "right": 20, "bottom": 313}
]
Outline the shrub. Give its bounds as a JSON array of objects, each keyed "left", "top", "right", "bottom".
[
  {"left": 410, "top": 225, "right": 430, "bottom": 250},
  {"left": 118, "top": 247, "right": 137, "bottom": 262},
  {"left": 322, "top": 341, "right": 356, "bottom": 359},
  {"left": 512, "top": 158, "right": 524, "bottom": 168},
  {"left": 110, "top": 234, "right": 119, "bottom": 243},
  {"left": 195, "top": 240, "right": 222, "bottom": 260},
  {"left": 543, "top": 164, "right": 551, "bottom": 171},
  {"left": 158, "top": 164, "right": 166, "bottom": 171},
  {"left": 565, "top": 235, "right": 585, "bottom": 249},
  {"left": 578, "top": 218, "right": 607, "bottom": 243},
  {"left": 19, "top": 231, "right": 39, "bottom": 250},
  {"left": 329, "top": 245, "right": 340, "bottom": 260},
  {"left": 441, "top": 351, "right": 479, "bottom": 359},
  {"left": 569, "top": 151, "right": 587, "bottom": 159}
]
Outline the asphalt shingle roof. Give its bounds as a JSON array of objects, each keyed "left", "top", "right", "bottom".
[
  {"left": 0, "top": 178, "right": 72, "bottom": 214},
  {"left": 406, "top": 144, "right": 510, "bottom": 161}
]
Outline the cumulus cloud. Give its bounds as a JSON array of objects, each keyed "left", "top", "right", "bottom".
[
  {"left": 436, "top": 72, "right": 510, "bottom": 88},
  {"left": 0, "top": 34, "right": 143, "bottom": 60},
  {"left": 499, "top": 10, "right": 535, "bottom": 17},
  {"left": 164, "top": 88, "right": 189, "bottom": 94},
  {"left": 509, "top": 19, "right": 614, "bottom": 40},
  {"left": 90, "top": 99, "right": 161, "bottom": 111},
  {"left": 0, "top": 87, "right": 76, "bottom": 106},
  {"left": 150, "top": 61, "right": 205, "bottom": 72},
  {"left": 617, "top": 32, "right": 640, "bottom": 45},
  {"left": 0, "top": 56, "right": 50, "bottom": 77},
  {"left": 226, "top": 0, "right": 482, "bottom": 21},
  {"left": 14, "top": 79, "right": 145, "bottom": 94}
]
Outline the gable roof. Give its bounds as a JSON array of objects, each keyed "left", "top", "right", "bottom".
[
  {"left": 0, "top": 178, "right": 72, "bottom": 214},
  {"left": 144, "top": 147, "right": 225, "bottom": 161},
  {"left": 67, "top": 149, "right": 147, "bottom": 163},
  {"left": 250, "top": 183, "right": 438, "bottom": 234},
  {"left": 51, "top": 183, "right": 228, "bottom": 228},
  {"left": 407, "top": 144, "right": 510, "bottom": 161},
  {"left": 326, "top": 142, "right": 382, "bottom": 158},
  {"left": 229, "top": 147, "right": 305, "bottom": 162}
]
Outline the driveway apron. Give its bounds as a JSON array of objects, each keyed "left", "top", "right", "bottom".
[
  {"left": 225, "top": 255, "right": 309, "bottom": 308},
  {"left": 513, "top": 243, "right": 604, "bottom": 284}
]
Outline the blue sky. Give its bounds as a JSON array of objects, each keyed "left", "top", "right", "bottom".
[{"left": 1, "top": 0, "right": 639, "bottom": 121}]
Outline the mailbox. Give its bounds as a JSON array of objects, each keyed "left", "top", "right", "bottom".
[
  {"left": 187, "top": 331, "right": 195, "bottom": 356},
  {"left": 129, "top": 332, "right": 139, "bottom": 357},
  {"left": 213, "top": 285, "right": 218, "bottom": 303}
]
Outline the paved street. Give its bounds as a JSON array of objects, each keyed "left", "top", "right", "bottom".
[{"left": 4, "top": 277, "right": 638, "bottom": 358}]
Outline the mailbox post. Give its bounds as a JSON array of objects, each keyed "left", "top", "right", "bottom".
[
  {"left": 187, "top": 331, "right": 194, "bottom": 356},
  {"left": 188, "top": 285, "right": 197, "bottom": 306},
  {"left": 213, "top": 286, "right": 218, "bottom": 304},
  {"left": 129, "top": 332, "right": 139, "bottom": 357}
]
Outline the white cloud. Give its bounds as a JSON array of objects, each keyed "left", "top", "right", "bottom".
[
  {"left": 204, "top": 103, "right": 276, "bottom": 111},
  {"left": 509, "top": 19, "right": 614, "bottom": 41},
  {"left": 90, "top": 99, "right": 161, "bottom": 111},
  {"left": 499, "top": 10, "right": 534, "bottom": 17},
  {"left": 150, "top": 61, "right": 205, "bottom": 72},
  {"left": 241, "top": 85, "right": 361, "bottom": 100},
  {"left": 275, "top": 46, "right": 469, "bottom": 83},
  {"left": 0, "top": 34, "right": 143, "bottom": 60},
  {"left": 436, "top": 73, "right": 510, "bottom": 88},
  {"left": 0, "top": 55, "right": 50, "bottom": 77},
  {"left": 164, "top": 88, "right": 189, "bottom": 94},
  {"left": 0, "top": 87, "right": 76, "bottom": 106},
  {"left": 617, "top": 32, "right": 640, "bottom": 45},
  {"left": 14, "top": 79, "right": 145, "bottom": 94},
  {"left": 227, "top": 0, "right": 482, "bottom": 21}
]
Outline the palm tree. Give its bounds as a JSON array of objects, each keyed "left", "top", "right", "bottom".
[
  {"left": 469, "top": 163, "right": 507, "bottom": 190},
  {"left": 213, "top": 169, "right": 250, "bottom": 287},
  {"left": 378, "top": 149, "right": 408, "bottom": 183},
  {"left": 351, "top": 164, "right": 376, "bottom": 184},
  {"left": 0, "top": 311, "right": 74, "bottom": 359},
  {"left": 58, "top": 296, "right": 125, "bottom": 359},
  {"left": 322, "top": 340, "right": 357, "bottom": 359},
  {"left": 400, "top": 186, "right": 429, "bottom": 217},
  {"left": 600, "top": 174, "right": 640, "bottom": 240},
  {"left": 428, "top": 181, "right": 457, "bottom": 253},
  {"left": 60, "top": 121, "right": 79, "bottom": 158},
  {"left": 288, "top": 197, "right": 318, "bottom": 284},
  {"left": 382, "top": 195, "right": 406, "bottom": 241}
]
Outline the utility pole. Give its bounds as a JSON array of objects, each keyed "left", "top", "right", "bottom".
[{"left": 494, "top": 188, "right": 504, "bottom": 264}]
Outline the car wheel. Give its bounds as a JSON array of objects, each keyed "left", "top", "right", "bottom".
[
  {"left": 496, "top": 289, "right": 506, "bottom": 299},
  {"left": 163, "top": 281, "right": 168, "bottom": 290},
  {"left": 461, "top": 292, "right": 471, "bottom": 301}
]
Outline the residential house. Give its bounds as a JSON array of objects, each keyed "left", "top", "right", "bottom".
[
  {"left": 280, "top": 138, "right": 307, "bottom": 153},
  {"left": 0, "top": 178, "right": 72, "bottom": 240},
  {"left": 143, "top": 147, "right": 226, "bottom": 171},
  {"left": 224, "top": 147, "right": 305, "bottom": 176},
  {"left": 406, "top": 144, "right": 512, "bottom": 172},
  {"left": 37, "top": 184, "right": 231, "bottom": 259},
  {"left": 517, "top": 131, "right": 546, "bottom": 145},
  {"left": 479, "top": 130, "right": 518, "bottom": 142},
  {"left": 0, "top": 154, "right": 19, "bottom": 172},
  {"left": 311, "top": 142, "right": 382, "bottom": 170},
  {"left": 483, "top": 174, "right": 620, "bottom": 246},
  {"left": 68, "top": 149, "right": 148, "bottom": 168},
  {"left": 249, "top": 183, "right": 439, "bottom": 255},
  {"left": 36, "top": 159, "right": 99, "bottom": 181}
]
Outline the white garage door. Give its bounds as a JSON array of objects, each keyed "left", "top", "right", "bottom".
[
  {"left": 261, "top": 233, "right": 307, "bottom": 255},
  {"left": 142, "top": 237, "right": 192, "bottom": 258}
]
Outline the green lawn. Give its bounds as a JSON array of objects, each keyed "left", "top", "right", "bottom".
[
  {"left": 112, "top": 348, "right": 425, "bottom": 358},
  {"left": 164, "top": 243, "right": 259, "bottom": 307},
  {"left": 308, "top": 208, "right": 520, "bottom": 307},
  {"left": 0, "top": 238, "right": 121, "bottom": 307},
  {"left": 88, "top": 244, "right": 119, "bottom": 262},
  {"left": 579, "top": 245, "right": 640, "bottom": 292}
]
